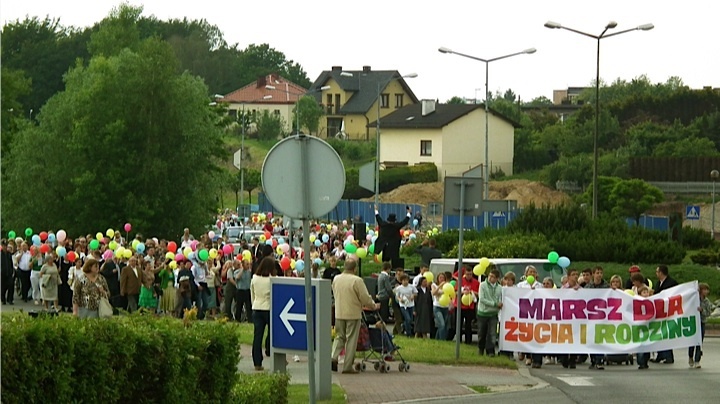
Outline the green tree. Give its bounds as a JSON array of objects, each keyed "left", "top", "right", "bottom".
[
  {"left": 256, "top": 110, "right": 286, "bottom": 141},
  {"left": 580, "top": 176, "right": 622, "bottom": 214},
  {"left": 609, "top": 179, "right": 664, "bottom": 224},
  {"left": 293, "top": 95, "right": 324, "bottom": 135},
  {"left": 446, "top": 96, "right": 466, "bottom": 104},
  {"left": 0, "top": 67, "right": 32, "bottom": 161},
  {"left": 87, "top": 3, "right": 143, "bottom": 56},
  {"left": 653, "top": 137, "right": 719, "bottom": 157},
  {"left": 243, "top": 168, "right": 262, "bottom": 202}
]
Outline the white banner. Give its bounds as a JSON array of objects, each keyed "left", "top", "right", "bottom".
[{"left": 499, "top": 281, "right": 702, "bottom": 354}]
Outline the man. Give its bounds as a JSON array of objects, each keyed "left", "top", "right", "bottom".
[
  {"left": 415, "top": 238, "right": 442, "bottom": 268},
  {"left": 180, "top": 228, "right": 194, "bottom": 249},
  {"left": 192, "top": 258, "right": 210, "bottom": 320},
  {"left": 582, "top": 256, "right": 607, "bottom": 394},
  {"left": 322, "top": 256, "right": 342, "bottom": 282},
  {"left": 477, "top": 268, "right": 503, "bottom": 357},
  {"left": 101, "top": 254, "right": 121, "bottom": 309},
  {"left": 120, "top": 256, "right": 143, "bottom": 312},
  {"left": 376, "top": 262, "right": 394, "bottom": 323},
  {"left": 331, "top": 259, "right": 379, "bottom": 374},
  {"left": 391, "top": 267, "right": 405, "bottom": 335},
  {"left": 373, "top": 204, "right": 411, "bottom": 262},
  {"left": 1, "top": 241, "right": 15, "bottom": 304},
  {"left": 579, "top": 268, "right": 592, "bottom": 288},
  {"left": 653, "top": 265, "right": 679, "bottom": 364},
  {"left": 16, "top": 242, "right": 32, "bottom": 302},
  {"left": 413, "top": 265, "right": 429, "bottom": 288}
]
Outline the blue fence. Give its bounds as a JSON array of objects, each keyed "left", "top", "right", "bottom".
[
  {"left": 625, "top": 215, "right": 669, "bottom": 232},
  {"left": 442, "top": 211, "right": 521, "bottom": 231},
  {"left": 258, "top": 193, "right": 422, "bottom": 224}
]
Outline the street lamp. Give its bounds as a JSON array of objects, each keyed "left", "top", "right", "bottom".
[
  {"left": 545, "top": 20, "right": 654, "bottom": 219},
  {"left": 712, "top": 170, "right": 719, "bottom": 239},
  {"left": 375, "top": 72, "right": 418, "bottom": 206},
  {"left": 438, "top": 46, "right": 535, "bottom": 227}
]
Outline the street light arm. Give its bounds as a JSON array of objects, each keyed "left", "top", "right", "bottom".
[
  {"left": 438, "top": 47, "right": 488, "bottom": 62},
  {"left": 603, "top": 24, "right": 654, "bottom": 38},
  {"left": 488, "top": 49, "right": 537, "bottom": 62}
]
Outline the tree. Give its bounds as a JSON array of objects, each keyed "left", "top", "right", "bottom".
[
  {"left": 293, "top": 95, "right": 323, "bottom": 135},
  {"left": 87, "top": 3, "right": 143, "bottom": 56},
  {"left": 653, "top": 137, "right": 719, "bottom": 157},
  {"left": 256, "top": 110, "right": 286, "bottom": 141},
  {"left": 609, "top": 179, "right": 664, "bottom": 224},
  {"left": 446, "top": 96, "right": 466, "bottom": 104},
  {"left": 1, "top": 32, "right": 225, "bottom": 238},
  {"left": 243, "top": 168, "right": 262, "bottom": 202},
  {"left": 0, "top": 67, "right": 31, "bottom": 161},
  {"left": 580, "top": 176, "right": 622, "bottom": 214}
]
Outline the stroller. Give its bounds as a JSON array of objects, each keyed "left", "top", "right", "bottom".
[{"left": 356, "top": 310, "right": 409, "bottom": 373}]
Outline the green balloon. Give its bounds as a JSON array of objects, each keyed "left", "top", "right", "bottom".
[
  {"left": 89, "top": 239, "right": 100, "bottom": 250},
  {"left": 548, "top": 251, "right": 559, "bottom": 264},
  {"left": 8, "top": 230, "right": 16, "bottom": 239},
  {"left": 198, "top": 249, "right": 209, "bottom": 261},
  {"left": 345, "top": 243, "right": 357, "bottom": 254},
  {"left": 25, "top": 228, "right": 33, "bottom": 237},
  {"left": 368, "top": 244, "right": 375, "bottom": 254}
]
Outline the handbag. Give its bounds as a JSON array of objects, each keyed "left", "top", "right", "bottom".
[{"left": 99, "top": 297, "right": 113, "bottom": 318}]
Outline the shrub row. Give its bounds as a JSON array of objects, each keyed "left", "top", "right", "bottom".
[
  {"left": 447, "top": 233, "right": 552, "bottom": 259},
  {"left": 689, "top": 249, "right": 719, "bottom": 266},
  {"left": 1, "top": 314, "right": 241, "bottom": 403},
  {"left": 344, "top": 163, "right": 438, "bottom": 199},
  {"left": 681, "top": 226, "right": 715, "bottom": 250},
  {"left": 231, "top": 373, "right": 290, "bottom": 404}
]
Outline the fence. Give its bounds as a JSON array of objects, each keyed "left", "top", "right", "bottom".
[{"left": 624, "top": 215, "right": 670, "bottom": 232}]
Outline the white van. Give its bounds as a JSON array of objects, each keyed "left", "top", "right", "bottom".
[{"left": 429, "top": 258, "right": 565, "bottom": 287}]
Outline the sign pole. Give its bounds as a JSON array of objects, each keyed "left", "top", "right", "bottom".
[{"left": 455, "top": 179, "right": 465, "bottom": 360}]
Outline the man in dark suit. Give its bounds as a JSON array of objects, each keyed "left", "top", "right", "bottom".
[
  {"left": 373, "top": 204, "right": 411, "bottom": 262},
  {"left": 652, "top": 265, "right": 679, "bottom": 364}
]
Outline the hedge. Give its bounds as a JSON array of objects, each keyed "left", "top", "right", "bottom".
[
  {"left": 1, "top": 314, "right": 241, "bottom": 403},
  {"left": 231, "top": 373, "right": 290, "bottom": 404}
]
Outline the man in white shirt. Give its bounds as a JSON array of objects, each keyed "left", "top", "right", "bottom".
[
  {"left": 16, "top": 242, "right": 32, "bottom": 302},
  {"left": 192, "top": 260, "right": 210, "bottom": 320}
]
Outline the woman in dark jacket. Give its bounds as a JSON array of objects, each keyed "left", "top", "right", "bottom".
[{"left": 414, "top": 276, "right": 434, "bottom": 338}]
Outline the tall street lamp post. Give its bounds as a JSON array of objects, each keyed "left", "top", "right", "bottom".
[
  {"left": 712, "top": 170, "right": 719, "bottom": 239},
  {"left": 438, "top": 47, "right": 535, "bottom": 227},
  {"left": 545, "top": 20, "right": 653, "bottom": 219},
  {"left": 375, "top": 73, "right": 418, "bottom": 206}
]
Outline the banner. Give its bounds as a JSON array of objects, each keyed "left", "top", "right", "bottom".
[{"left": 499, "top": 281, "right": 702, "bottom": 354}]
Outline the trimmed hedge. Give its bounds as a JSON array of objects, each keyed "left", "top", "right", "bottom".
[
  {"left": 448, "top": 233, "right": 552, "bottom": 259},
  {"left": 681, "top": 226, "right": 715, "bottom": 250},
  {"left": 231, "top": 373, "right": 290, "bottom": 404},
  {"left": 1, "top": 314, "right": 241, "bottom": 403}
]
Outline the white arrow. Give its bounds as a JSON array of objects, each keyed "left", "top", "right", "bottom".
[{"left": 280, "top": 298, "right": 306, "bottom": 336}]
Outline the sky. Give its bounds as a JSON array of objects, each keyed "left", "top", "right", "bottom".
[{"left": 2, "top": 0, "right": 719, "bottom": 103}]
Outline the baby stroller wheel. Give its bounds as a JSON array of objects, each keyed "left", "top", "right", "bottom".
[
  {"left": 404, "top": 363, "right": 410, "bottom": 372},
  {"left": 374, "top": 362, "right": 380, "bottom": 371},
  {"left": 354, "top": 363, "right": 362, "bottom": 372},
  {"left": 385, "top": 363, "right": 391, "bottom": 372},
  {"left": 398, "top": 363, "right": 405, "bottom": 372},
  {"left": 361, "top": 363, "right": 367, "bottom": 372}
]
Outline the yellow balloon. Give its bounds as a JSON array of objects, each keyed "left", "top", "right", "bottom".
[
  {"left": 96, "top": 232, "right": 104, "bottom": 241},
  {"left": 132, "top": 239, "right": 140, "bottom": 249},
  {"left": 276, "top": 246, "right": 283, "bottom": 255},
  {"left": 625, "top": 289, "right": 635, "bottom": 296},
  {"left": 165, "top": 252, "right": 174, "bottom": 260},
  {"left": 356, "top": 247, "right": 367, "bottom": 259},
  {"left": 290, "top": 259, "right": 296, "bottom": 269},
  {"left": 242, "top": 251, "right": 252, "bottom": 262},
  {"left": 115, "top": 247, "right": 125, "bottom": 258},
  {"left": 183, "top": 247, "right": 192, "bottom": 258},
  {"left": 438, "top": 294, "right": 451, "bottom": 307},
  {"left": 259, "top": 235, "right": 266, "bottom": 242},
  {"left": 310, "top": 235, "right": 316, "bottom": 243},
  {"left": 473, "top": 264, "right": 483, "bottom": 276},
  {"left": 461, "top": 293, "right": 473, "bottom": 306},
  {"left": 479, "top": 257, "right": 490, "bottom": 270},
  {"left": 647, "top": 279, "right": 653, "bottom": 290},
  {"left": 209, "top": 248, "right": 218, "bottom": 259},
  {"left": 423, "top": 271, "right": 434, "bottom": 283},
  {"left": 123, "top": 249, "right": 132, "bottom": 259},
  {"left": 169, "top": 261, "right": 178, "bottom": 269},
  {"left": 106, "top": 229, "right": 115, "bottom": 238}
]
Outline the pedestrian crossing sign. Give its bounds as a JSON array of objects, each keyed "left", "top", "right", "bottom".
[
  {"left": 492, "top": 211, "right": 506, "bottom": 218},
  {"left": 686, "top": 205, "right": 700, "bottom": 220}
]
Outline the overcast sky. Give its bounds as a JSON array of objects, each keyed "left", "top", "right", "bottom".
[{"left": 3, "top": 0, "right": 719, "bottom": 103}]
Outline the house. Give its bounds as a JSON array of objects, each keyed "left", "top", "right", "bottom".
[
  {"left": 370, "top": 100, "right": 517, "bottom": 180},
  {"left": 308, "top": 66, "right": 419, "bottom": 140},
  {"left": 221, "top": 73, "right": 307, "bottom": 134}
]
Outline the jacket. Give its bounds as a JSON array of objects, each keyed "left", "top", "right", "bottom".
[
  {"left": 477, "top": 280, "right": 502, "bottom": 317},
  {"left": 332, "top": 272, "right": 375, "bottom": 320},
  {"left": 120, "top": 265, "right": 143, "bottom": 296},
  {"left": 376, "top": 271, "right": 393, "bottom": 299},
  {"left": 374, "top": 211, "right": 411, "bottom": 261}
]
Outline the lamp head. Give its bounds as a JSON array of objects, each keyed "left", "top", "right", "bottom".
[
  {"left": 319, "top": 85, "right": 331, "bottom": 91},
  {"left": 262, "top": 95, "right": 272, "bottom": 100},
  {"left": 523, "top": 48, "right": 537, "bottom": 54},
  {"left": 265, "top": 85, "right": 276, "bottom": 90},
  {"left": 638, "top": 23, "right": 654, "bottom": 31},
  {"left": 544, "top": 21, "right": 561, "bottom": 29},
  {"left": 340, "top": 72, "right": 353, "bottom": 77},
  {"left": 403, "top": 73, "right": 419, "bottom": 78},
  {"left": 605, "top": 21, "right": 618, "bottom": 29},
  {"left": 213, "top": 94, "right": 225, "bottom": 99},
  {"left": 438, "top": 47, "right": 453, "bottom": 54},
  {"left": 711, "top": 169, "right": 719, "bottom": 180}
]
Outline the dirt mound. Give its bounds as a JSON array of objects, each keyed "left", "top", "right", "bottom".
[{"left": 367, "top": 180, "right": 570, "bottom": 208}]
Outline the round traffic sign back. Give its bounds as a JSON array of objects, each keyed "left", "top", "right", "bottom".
[{"left": 261, "top": 135, "right": 345, "bottom": 219}]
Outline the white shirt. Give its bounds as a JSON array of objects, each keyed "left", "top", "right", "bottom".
[
  {"left": 18, "top": 251, "right": 31, "bottom": 271},
  {"left": 394, "top": 284, "right": 417, "bottom": 308},
  {"left": 516, "top": 280, "right": 543, "bottom": 289}
]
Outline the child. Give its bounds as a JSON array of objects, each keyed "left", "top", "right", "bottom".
[
  {"left": 636, "top": 285, "right": 652, "bottom": 369},
  {"left": 394, "top": 274, "right": 417, "bottom": 337},
  {"left": 689, "top": 283, "right": 715, "bottom": 368},
  {"left": 138, "top": 261, "right": 157, "bottom": 313}
]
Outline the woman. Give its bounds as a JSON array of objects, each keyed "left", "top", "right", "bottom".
[
  {"left": 39, "top": 252, "right": 60, "bottom": 311},
  {"left": 158, "top": 263, "right": 176, "bottom": 315},
  {"left": 58, "top": 248, "right": 74, "bottom": 312},
  {"left": 72, "top": 258, "right": 110, "bottom": 319},
  {"left": 609, "top": 275, "right": 622, "bottom": 291},
  {"left": 30, "top": 247, "right": 44, "bottom": 305},
  {"left": 138, "top": 261, "right": 158, "bottom": 312},
  {"left": 205, "top": 258, "right": 218, "bottom": 319},
  {"left": 414, "top": 276, "right": 434, "bottom": 338},
  {"left": 431, "top": 273, "right": 449, "bottom": 341},
  {"left": 250, "top": 257, "right": 275, "bottom": 371}
]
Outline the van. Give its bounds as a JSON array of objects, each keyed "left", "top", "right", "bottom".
[{"left": 429, "top": 258, "right": 565, "bottom": 287}]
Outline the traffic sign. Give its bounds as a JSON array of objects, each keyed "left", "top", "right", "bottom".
[
  {"left": 492, "top": 211, "right": 506, "bottom": 218},
  {"left": 233, "top": 148, "right": 243, "bottom": 170},
  {"left": 686, "top": 205, "right": 700, "bottom": 220},
  {"left": 271, "top": 282, "right": 316, "bottom": 350}
]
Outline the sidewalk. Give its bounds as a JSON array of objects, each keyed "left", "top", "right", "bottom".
[{"left": 236, "top": 345, "right": 537, "bottom": 403}]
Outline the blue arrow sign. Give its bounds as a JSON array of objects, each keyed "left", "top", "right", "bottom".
[{"left": 271, "top": 282, "right": 317, "bottom": 351}]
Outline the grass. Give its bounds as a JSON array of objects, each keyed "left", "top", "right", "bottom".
[
  {"left": 287, "top": 384, "right": 346, "bottom": 404},
  {"left": 708, "top": 318, "right": 720, "bottom": 324},
  {"left": 468, "top": 386, "right": 491, "bottom": 394}
]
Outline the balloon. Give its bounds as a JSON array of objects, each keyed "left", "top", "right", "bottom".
[
  {"left": 164, "top": 252, "right": 174, "bottom": 260},
  {"left": 409, "top": 233, "right": 416, "bottom": 240},
  {"left": 89, "top": 239, "right": 100, "bottom": 250},
  {"left": 413, "top": 219, "right": 419, "bottom": 226},
  {"left": 242, "top": 251, "right": 252, "bottom": 262},
  {"left": 432, "top": 227, "right": 438, "bottom": 233},
  {"left": 296, "top": 260, "right": 305, "bottom": 272},
  {"left": 264, "top": 231, "right": 272, "bottom": 240},
  {"left": 67, "top": 251, "right": 77, "bottom": 263},
  {"left": 368, "top": 244, "right": 375, "bottom": 254},
  {"left": 103, "top": 250, "right": 113, "bottom": 260},
  {"left": 547, "top": 251, "right": 559, "bottom": 264},
  {"left": 461, "top": 294, "right": 473, "bottom": 306},
  {"left": 625, "top": 289, "right": 635, "bottom": 296},
  {"left": 32, "top": 235, "right": 41, "bottom": 246},
  {"left": 198, "top": 249, "right": 209, "bottom": 261},
  {"left": 423, "top": 271, "right": 434, "bottom": 283},
  {"left": 116, "top": 247, "right": 125, "bottom": 258},
  {"left": 39, "top": 231, "right": 48, "bottom": 241},
  {"left": 442, "top": 283, "right": 455, "bottom": 295},
  {"left": 314, "top": 258, "right": 322, "bottom": 266},
  {"left": 25, "top": 228, "right": 33, "bottom": 237},
  {"left": 222, "top": 244, "right": 233, "bottom": 255},
  {"left": 314, "top": 239, "right": 321, "bottom": 247},
  {"left": 188, "top": 252, "right": 196, "bottom": 261},
  {"left": 132, "top": 239, "right": 140, "bottom": 249},
  {"left": 8, "top": 230, "right": 16, "bottom": 239},
  {"left": 371, "top": 236, "right": 378, "bottom": 244},
  {"left": 208, "top": 231, "right": 216, "bottom": 239},
  {"left": 108, "top": 241, "right": 117, "bottom": 251},
  {"left": 280, "top": 257, "right": 291, "bottom": 270},
  {"left": 473, "top": 264, "right": 484, "bottom": 276},
  {"left": 168, "top": 241, "right": 178, "bottom": 253},
  {"left": 438, "top": 294, "right": 451, "bottom": 307},
  {"left": 557, "top": 256, "right": 571, "bottom": 269},
  {"left": 279, "top": 237, "right": 286, "bottom": 245},
  {"left": 403, "top": 230, "right": 410, "bottom": 238},
  {"left": 374, "top": 252, "right": 383, "bottom": 263},
  {"left": 265, "top": 239, "right": 273, "bottom": 246},
  {"left": 345, "top": 243, "right": 357, "bottom": 254},
  {"left": 169, "top": 261, "right": 178, "bottom": 269},
  {"left": 450, "top": 280, "right": 456, "bottom": 287},
  {"left": 526, "top": 275, "right": 535, "bottom": 285},
  {"left": 183, "top": 247, "right": 192, "bottom": 258},
  {"left": 648, "top": 279, "right": 653, "bottom": 290},
  {"left": 479, "top": 257, "right": 490, "bottom": 270},
  {"left": 276, "top": 246, "right": 283, "bottom": 255},
  {"left": 307, "top": 235, "right": 314, "bottom": 243},
  {"left": 40, "top": 244, "right": 50, "bottom": 254},
  {"left": 124, "top": 223, "right": 132, "bottom": 232},
  {"left": 57, "top": 230, "right": 67, "bottom": 243},
  {"left": 267, "top": 212, "right": 272, "bottom": 219},
  {"left": 175, "top": 253, "right": 185, "bottom": 262},
  {"left": 106, "top": 229, "right": 115, "bottom": 238},
  {"left": 280, "top": 244, "right": 290, "bottom": 253},
  {"left": 259, "top": 235, "right": 266, "bottom": 243},
  {"left": 259, "top": 213, "right": 266, "bottom": 221},
  {"left": 136, "top": 242, "right": 146, "bottom": 254},
  {"left": 356, "top": 247, "right": 367, "bottom": 259},
  {"left": 123, "top": 249, "right": 132, "bottom": 259},
  {"left": 290, "top": 259, "right": 296, "bottom": 269},
  {"left": 191, "top": 240, "right": 199, "bottom": 251},
  {"left": 48, "top": 233, "right": 56, "bottom": 243},
  {"left": 209, "top": 248, "right": 218, "bottom": 259},
  {"left": 96, "top": 232, "right": 103, "bottom": 241},
  {"left": 56, "top": 246, "right": 67, "bottom": 258},
  {"left": 322, "top": 234, "right": 329, "bottom": 243}
]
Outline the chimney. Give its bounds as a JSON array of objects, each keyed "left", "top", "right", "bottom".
[
  {"left": 331, "top": 66, "right": 342, "bottom": 71},
  {"left": 257, "top": 75, "right": 267, "bottom": 88},
  {"left": 421, "top": 99, "right": 436, "bottom": 116},
  {"left": 363, "top": 66, "right": 371, "bottom": 73}
]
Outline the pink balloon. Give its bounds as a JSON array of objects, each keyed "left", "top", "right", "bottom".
[
  {"left": 103, "top": 250, "right": 113, "bottom": 260},
  {"left": 280, "top": 243, "right": 290, "bottom": 253},
  {"left": 124, "top": 223, "right": 132, "bottom": 232},
  {"left": 222, "top": 244, "right": 233, "bottom": 255},
  {"left": 57, "top": 230, "right": 67, "bottom": 243},
  {"left": 191, "top": 240, "right": 199, "bottom": 251},
  {"left": 175, "top": 253, "right": 185, "bottom": 262},
  {"left": 208, "top": 231, "right": 216, "bottom": 239},
  {"left": 267, "top": 212, "right": 273, "bottom": 219}
]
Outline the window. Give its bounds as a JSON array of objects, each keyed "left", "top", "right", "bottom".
[
  {"left": 274, "top": 109, "right": 280, "bottom": 115},
  {"left": 395, "top": 94, "right": 404, "bottom": 108},
  {"left": 327, "top": 118, "right": 343, "bottom": 137},
  {"left": 326, "top": 94, "right": 333, "bottom": 114},
  {"left": 335, "top": 94, "right": 341, "bottom": 115},
  {"left": 381, "top": 94, "right": 389, "bottom": 108},
  {"left": 420, "top": 140, "right": 432, "bottom": 156},
  {"left": 228, "top": 109, "right": 237, "bottom": 118}
]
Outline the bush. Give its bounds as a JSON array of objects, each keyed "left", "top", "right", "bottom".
[
  {"left": 1, "top": 314, "right": 241, "bottom": 403},
  {"left": 689, "top": 249, "right": 718, "bottom": 266},
  {"left": 448, "top": 233, "right": 552, "bottom": 259},
  {"left": 231, "top": 373, "right": 290, "bottom": 404},
  {"left": 507, "top": 203, "right": 590, "bottom": 234},
  {"left": 381, "top": 163, "right": 438, "bottom": 193},
  {"left": 681, "top": 226, "right": 715, "bottom": 250}
]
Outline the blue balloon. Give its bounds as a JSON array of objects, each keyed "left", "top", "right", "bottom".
[
  {"left": 322, "top": 234, "right": 329, "bottom": 243},
  {"left": 557, "top": 256, "right": 571, "bottom": 269},
  {"left": 48, "top": 233, "right": 56, "bottom": 243},
  {"left": 188, "top": 252, "right": 195, "bottom": 261},
  {"left": 314, "top": 258, "right": 322, "bottom": 266},
  {"left": 278, "top": 237, "right": 285, "bottom": 245},
  {"left": 314, "top": 239, "right": 321, "bottom": 247},
  {"left": 56, "top": 246, "right": 67, "bottom": 257},
  {"left": 368, "top": 230, "right": 375, "bottom": 236},
  {"left": 371, "top": 235, "right": 378, "bottom": 244},
  {"left": 296, "top": 260, "right": 305, "bottom": 272},
  {"left": 265, "top": 239, "right": 273, "bottom": 245},
  {"left": 409, "top": 233, "right": 416, "bottom": 239},
  {"left": 136, "top": 242, "right": 146, "bottom": 254},
  {"left": 32, "top": 235, "right": 41, "bottom": 246},
  {"left": 413, "top": 219, "right": 419, "bottom": 226}
]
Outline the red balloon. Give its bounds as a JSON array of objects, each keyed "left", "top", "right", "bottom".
[
  {"left": 40, "top": 244, "right": 50, "bottom": 254},
  {"left": 222, "top": 244, "right": 233, "bottom": 255},
  {"left": 236, "top": 254, "right": 243, "bottom": 261},
  {"left": 264, "top": 231, "right": 272, "bottom": 240},
  {"left": 271, "top": 238, "right": 278, "bottom": 248},
  {"left": 280, "top": 256, "right": 291, "bottom": 270},
  {"left": 30, "top": 246, "right": 37, "bottom": 255},
  {"left": 67, "top": 251, "right": 77, "bottom": 262},
  {"left": 167, "top": 241, "right": 178, "bottom": 253},
  {"left": 40, "top": 232, "right": 48, "bottom": 241}
]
